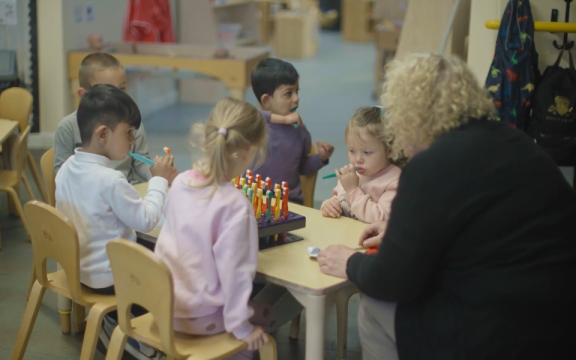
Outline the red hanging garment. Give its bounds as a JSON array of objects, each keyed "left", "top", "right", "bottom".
[{"left": 123, "top": 0, "right": 175, "bottom": 43}]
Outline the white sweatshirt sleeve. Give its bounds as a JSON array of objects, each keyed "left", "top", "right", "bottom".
[
  {"left": 109, "top": 176, "right": 168, "bottom": 233},
  {"left": 213, "top": 212, "right": 259, "bottom": 340}
]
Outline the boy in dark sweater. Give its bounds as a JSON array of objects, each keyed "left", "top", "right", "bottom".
[{"left": 251, "top": 58, "right": 334, "bottom": 204}]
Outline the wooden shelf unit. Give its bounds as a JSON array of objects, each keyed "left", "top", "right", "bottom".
[
  {"left": 179, "top": 0, "right": 262, "bottom": 47},
  {"left": 342, "top": 0, "right": 376, "bottom": 42}
]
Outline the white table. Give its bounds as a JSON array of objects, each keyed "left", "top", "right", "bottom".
[{"left": 133, "top": 182, "right": 365, "bottom": 360}]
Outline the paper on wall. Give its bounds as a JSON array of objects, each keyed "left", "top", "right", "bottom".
[
  {"left": 0, "top": 0, "right": 17, "bottom": 26},
  {"left": 74, "top": 4, "right": 83, "bottom": 23},
  {"left": 86, "top": 4, "right": 94, "bottom": 22}
]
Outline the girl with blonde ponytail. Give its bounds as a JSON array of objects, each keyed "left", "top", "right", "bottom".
[{"left": 154, "top": 98, "right": 273, "bottom": 358}]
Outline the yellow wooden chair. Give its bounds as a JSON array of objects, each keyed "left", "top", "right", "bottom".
[
  {"left": 39, "top": 147, "right": 87, "bottom": 335},
  {"left": 40, "top": 148, "right": 55, "bottom": 207},
  {"left": 0, "top": 125, "right": 32, "bottom": 250},
  {"left": 105, "top": 238, "right": 278, "bottom": 360},
  {"left": 300, "top": 144, "right": 319, "bottom": 208},
  {"left": 0, "top": 87, "right": 48, "bottom": 203},
  {"left": 13, "top": 201, "right": 117, "bottom": 360}
]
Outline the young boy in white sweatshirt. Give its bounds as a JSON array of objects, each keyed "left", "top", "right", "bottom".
[{"left": 55, "top": 84, "right": 174, "bottom": 360}]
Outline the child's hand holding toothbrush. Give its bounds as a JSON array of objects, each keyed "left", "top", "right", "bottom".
[
  {"left": 336, "top": 163, "right": 359, "bottom": 193},
  {"left": 150, "top": 155, "right": 175, "bottom": 181}
]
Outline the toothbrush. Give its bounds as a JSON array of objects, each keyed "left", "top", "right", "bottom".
[
  {"left": 128, "top": 152, "right": 155, "bottom": 166},
  {"left": 322, "top": 168, "right": 359, "bottom": 179}
]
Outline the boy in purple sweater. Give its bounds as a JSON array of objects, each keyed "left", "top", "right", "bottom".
[{"left": 251, "top": 58, "right": 334, "bottom": 205}]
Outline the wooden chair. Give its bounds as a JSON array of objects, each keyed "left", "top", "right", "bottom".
[
  {"left": 40, "top": 148, "right": 55, "bottom": 206},
  {"left": 300, "top": 144, "right": 319, "bottom": 208},
  {"left": 13, "top": 201, "right": 117, "bottom": 360},
  {"left": 335, "top": 285, "right": 360, "bottom": 359},
  {"left": 39, "top": 147, "right": 87, "bottom": 335},
  {"left": 288, "top": 144, "right": 320, "bottom": 339},
  {"left": 105, "top": 238, "right": 278, "bottom": 360},
  {"left": 0, "top": 125, "right": 32, "bottom": 250},
  {"left": 0, "top": 87, "right": 48, "bottom": 203}
]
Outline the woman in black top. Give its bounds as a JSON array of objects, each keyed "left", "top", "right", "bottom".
[{"left": 318, "top": 54, "right": 576, "bottom": 360}]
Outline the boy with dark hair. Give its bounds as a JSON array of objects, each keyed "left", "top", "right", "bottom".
[
  {"left": 251, "top": 58, "right": 334, "bottom": 204},
  {"left": 54, "top": 52, "right": 164, "bottom": 184},
  {"left": 56, "top": 84, "right": 174, "bottom": 360}
]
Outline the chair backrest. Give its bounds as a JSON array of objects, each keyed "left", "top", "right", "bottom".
[
  {"left": 23, "top": 201, "right": 84, "bottom": 300},
  {"left": 40, "top": 148, "right": 56, "bottom": 206},
  {"left": 106, "top": 239, "right": 180, "bottom": 357},
  {"left": 0, "top": 87, "right": 33, "bottom": 132},
  {"left": 16, "top": 126, "right": 31, "bottom": 180},
  {"left": 300, "top": 144, "right": 319, "bottom": 208}
]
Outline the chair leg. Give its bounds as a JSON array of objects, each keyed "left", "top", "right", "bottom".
[
  {"left": 22, "top": 177, "right": 34, "bottom": 201},
  {"left": 27, "top": 152, "right": 48, "bottom": 203},
  {"left": 259, "top": 336, "right": 277, "bottom": 360},
  {"left": 105, "top": 326, "right": 128, "bottom": 360},
  {"left": 60, "top": 310, "right": 71, "bottom": 335},
  {"left": 4, "top": 187, "right": 30, "bottom": 237},
  {"left": 80, "top": 302, "right": 116, "bottom": 360},
  {"left": 11, "top": 281, "right": 47, "bottom": 360},
  {"left": 289, "top": 313, "right": 301, "bottom": 339},
  {"left": 336, "top": 286, "right": 360, "bottom": 359},
  {"left": 73, "top": 302, "right": 87, "bottom": 333},
  {"left": 26, "top": 263, "right": 36, "bottom": 300}
]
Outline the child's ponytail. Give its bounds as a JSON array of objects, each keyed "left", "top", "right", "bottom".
[{"left": 190, "top": 98, "right": 267, "bottom": 195}]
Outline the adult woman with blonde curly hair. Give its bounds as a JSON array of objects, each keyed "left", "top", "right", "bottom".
[{"left": 318, "top": 53, "right": 576, "bottom": 360}]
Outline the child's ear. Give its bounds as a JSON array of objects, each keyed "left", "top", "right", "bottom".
[
  {"left": 260, "top": 94, "right": 271, "bottom": 110},
  {"left": 94, "top": 125, "right": 108, "bottom": 144},
  {"left": 78, "top": 87, "right": 88, "bottom": 98}
]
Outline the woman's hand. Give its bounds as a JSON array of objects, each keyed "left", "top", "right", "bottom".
[
  {"left": 358, "top": 221, "right": 387, "bottom": 248},
  {"left": 321, "top": 198, "right": 342, "bottom": 218},
  {"left": 317, "top": 244, "right": 356, "bottom": 279},
  {"left": 336, "top": 164, "right": 359, "bottom": 193}
]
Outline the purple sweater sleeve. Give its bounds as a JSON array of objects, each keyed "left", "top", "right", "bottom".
[
  {"left": 258, "top": 109, "right": 271, "bottom": 123},
  {"left": 299, "top": 126, "right": 327, "bottom": 175}
]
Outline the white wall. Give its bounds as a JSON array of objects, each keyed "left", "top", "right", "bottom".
[
  {"left": 0, "top": 0, "right": 30, "bottom": 83},
  {"left": 468, "top": 0, "right": 574, "bottom": 83}
]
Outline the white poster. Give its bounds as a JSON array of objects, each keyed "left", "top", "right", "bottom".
[{"left": 0, "top": 0, "right": 17, "bottom": 26}]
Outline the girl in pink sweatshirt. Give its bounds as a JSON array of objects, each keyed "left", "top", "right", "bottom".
[
  {"left": 321, "top": 106, "right": 402, "bottom": 223},
  {"left": 154, "top": 98, "right": 273, "bottom": 359}
]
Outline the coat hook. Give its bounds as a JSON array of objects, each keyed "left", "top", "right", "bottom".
[{"left": 553, "top": 0, "right": 575, "bottom": 50}]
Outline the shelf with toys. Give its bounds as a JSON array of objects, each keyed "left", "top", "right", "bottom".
[{"left": 233, "top": 169, "right": 307, "bottom": 250}]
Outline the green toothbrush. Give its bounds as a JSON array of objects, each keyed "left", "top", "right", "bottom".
[{"left": 322, "top": 168, "right": 359, "bottom": 179}]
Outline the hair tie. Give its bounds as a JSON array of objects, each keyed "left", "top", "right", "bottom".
[
  {"left": 375, "top": 105, "right": 386, "bottom": 115},
  {"left": 217, "top": 128, "right": 228, "bottom": 137}
]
